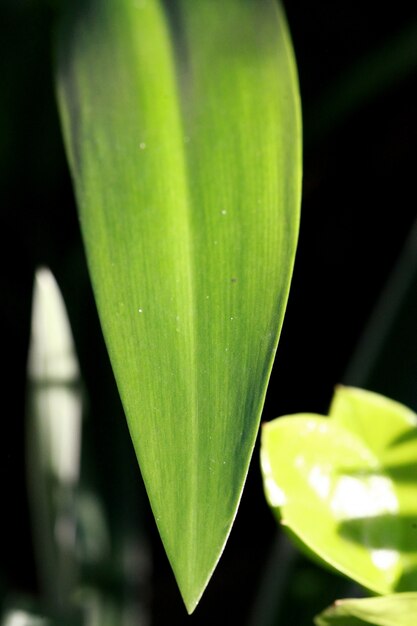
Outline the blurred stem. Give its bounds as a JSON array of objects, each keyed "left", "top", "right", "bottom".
[
  {"left": 306, "top": 19, "right": 417, "bottom": 145},
  {"left": 344, "top": 218, "right": 417, "bottom": 406},
  {"left": 247, "top": 531, "right": 297, "bottom": 626}
]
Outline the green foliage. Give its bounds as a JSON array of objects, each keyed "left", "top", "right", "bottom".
[
  {"left": 315, "top": 593, "right": 417, "bottom": 626},
  {"left": 56, "top": 0, "right": 301, "bottom": 611},
  {"left": 2, "top": 0, "right": 415, "bottom": 622},
  {"left": 261, "top": 386, "right": 417, "bottom": 594}
]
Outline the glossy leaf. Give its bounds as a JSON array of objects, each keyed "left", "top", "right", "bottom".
[
  {"left": 56, "top": 0, "right": 301, "bottom": 611},
  {"left": 315, "top": 593, "right": 417, "bottom": 626},
  {"left": 261, "top": 386, "right": 417, "bottom": 594}
]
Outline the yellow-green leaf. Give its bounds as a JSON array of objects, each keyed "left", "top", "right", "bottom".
[
  {"left": 315, "top": 593, "right": 417, "bottom": 626},
  {"left": 261, "top": 387, "right": 417, "bottom": 594},
  {"left": 56, "top": 0, "right": 301, "bottom": 611}
]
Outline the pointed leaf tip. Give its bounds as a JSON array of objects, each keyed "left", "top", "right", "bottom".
[{"left": 56, "top": 0, "right": 301, "bottom": 606}]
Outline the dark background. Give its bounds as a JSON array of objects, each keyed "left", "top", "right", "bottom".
[{"left": 1, "top": 1, "right": 416, "bottom": 624}]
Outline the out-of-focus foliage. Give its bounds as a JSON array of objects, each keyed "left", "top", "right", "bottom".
[
  {"left": 315, "top": 592, "right": 417, "bottom": 626},
  {"left": 1, "top": 0, "right": 416, "bottom": 624},
  {"left": 262, "top": 387, "right": 417, "bottom": 594}
]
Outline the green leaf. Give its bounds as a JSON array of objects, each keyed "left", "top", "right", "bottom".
[
  {"left": 261, "top": 387, "right": 417, "bottom": 594},
  {"left": 56, "top": 0, "right": 301, "bottom": 611},
  {"left": 315, "top": 593, "right": 417, "bottom": 626}
]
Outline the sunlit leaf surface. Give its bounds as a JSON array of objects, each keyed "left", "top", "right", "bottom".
[
  {"left": 315, "top": 592, "right": 417, "bottom": 626},
  {"left": 261, "top": 387, "right": 417, "bottom": 594},
  {"left": 56, "top": 0, "right": 301, "bottom": 610}
]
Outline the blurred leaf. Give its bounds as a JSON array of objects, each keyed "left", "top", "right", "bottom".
[
  {"left": 261, "top": 386, "right": 417, "bottom": 594},
  {"left": 56, "top": 0, "right": 301, "bottom": 611},
  {"left": 315, "top": 592, "right": 417, "bottom": 626},
  {"left": 26, "top": 267, "right": 83, "bottom": 609}
]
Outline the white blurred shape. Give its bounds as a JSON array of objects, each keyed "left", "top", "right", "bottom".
[
  {"left": 28, "top": 267, "right": 79, "bottom": 380},
  {"left": 331, "top": 475, "right": 398, "bottom": 519},
  {"left": 371, "top": 548, "right": 399, "bottom": 571},
  {"left": 2, "top": 610, "right": 48, "bottom": 626},
  {"left": 28, "top": 267, "right": 82, "bottom": 484}
]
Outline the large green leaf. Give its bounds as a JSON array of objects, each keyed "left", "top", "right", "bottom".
[
  {"left": 56, "top": 0, "right": 301, "bottom": 611},
  {"left": 315, "top": 593, "right": 417, "bottom": 626},
  {"left": 261, "top": 387, "right": 417, "bottom": 594}
]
